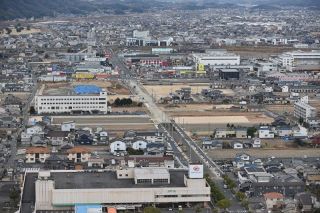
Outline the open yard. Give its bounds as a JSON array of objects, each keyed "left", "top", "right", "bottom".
[{"left": 143, "top": 84, "right": 234, "bottom": 100}]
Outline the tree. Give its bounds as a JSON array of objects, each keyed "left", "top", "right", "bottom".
[
  {"left": 143, "top": 207, "right": 161, "bottom": 213},
  {"left": 9, "top": 187, "right": 20, "bottom": 207},
  {"left": 247, "top": 127, "right": 257, "bottom": 138},
  {"left": 29, "top": 106, "right": 36, "bottom": 114},
  {"left": 236, "top": 191, "right": 246, "bottom": 201},
  {"left": 299, "top": 117, "right": 304, "bottom": 125},
  {"left": 194, "top": 204, "right": 202, "bottom": 213},
  {"left": 5, "top": 28, "right": 12, "bottom": 34},
  {"left": 294, "top": 138, "right": 305, "bottom": 147},
  {"left": 217, "top": 199, "right": 231, "bottom": 210}
]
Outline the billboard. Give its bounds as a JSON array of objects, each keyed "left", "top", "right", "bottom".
[{"left": 188, "top": 164, "right": 204, "bottom": 179}]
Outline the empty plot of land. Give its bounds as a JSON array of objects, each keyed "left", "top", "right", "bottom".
[
  {"left": 174, "top": 116, "right": 249, "bottom": 124},
  {"left": 206, "top": 149, "right": 320, "bottom": 160},
  {"left": 51, "top": 115, "right": 155, "bottom": 131},
  {"left": 143, "top": 84, "right": 234, "bottom": 100}
]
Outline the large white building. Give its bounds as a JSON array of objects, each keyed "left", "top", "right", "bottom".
[
  {"left": 21, "top": 167, "right": 210, "bottom": 212},
  {"left": 35, "top": 90, "right": 108, "bottom": 114},
  {"left": 294, "top": 101, "right": 317, "bottom": 122},
  {"left": 280, "top": 50, "right": 320, "bottom": 70},
  {"left": 193, "top": 50, "right": 240, "bottom": 66}
]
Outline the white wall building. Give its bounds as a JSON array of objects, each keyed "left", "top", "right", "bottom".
[
  {"left": 35, "top": 90, "right": 108, "bottom": 114},
  {"left": 30, "top": 168, "right": 210, "bottom": 211},
  {"left": 110, "top": 141, "right": 127, "bottom": 154},
  {"left": 280, "top": 50, "right": 320, "bottom": 70},
  {"left": 193, "top": 51, "right": 240, "bottom": 66},
  {"left": 259, "top": 126, "right": 274, "bottom": 139},
  {"left": 61, "top": 121, "right": 76, "bottom": 132},
  {"left": 25, "top": 147, "right": 50, "bottom": 163},
  {"left": 294, "top": 101, "right": 317, "bottom": 122}
]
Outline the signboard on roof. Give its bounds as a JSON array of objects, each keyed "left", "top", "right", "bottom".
[{"left": 188, "top": 164, "right": 204, "bottom": 179}]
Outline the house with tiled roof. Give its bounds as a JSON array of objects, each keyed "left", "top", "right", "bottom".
[
  {"left": 25, "top": 147, "right": 50, "bottom": 163},
  {"left": 264, "top": 192, "right": 284, "bottom": 211},
  {"left": 67, "top": 147, "right": 91, "bottom": 163}
]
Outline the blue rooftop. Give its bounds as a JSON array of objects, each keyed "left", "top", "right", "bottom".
[
  {"left": 75, "top": 204, "right": 102, "bottom": 213},
  {"left": 74, "top": 85, "right": 102, "bottom": 94}
]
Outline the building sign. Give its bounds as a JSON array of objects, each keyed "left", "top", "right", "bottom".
[{"left": 188, "top": 164, "right": 204, "bottom": 179}]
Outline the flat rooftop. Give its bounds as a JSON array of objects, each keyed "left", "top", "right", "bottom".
[{"left": 51, "top": 170, "right": 187, "bottom": 189}]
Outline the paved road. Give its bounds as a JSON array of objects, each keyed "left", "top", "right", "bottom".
[{"left": 110, "top": 51, "right": 246, "bottom": 212}]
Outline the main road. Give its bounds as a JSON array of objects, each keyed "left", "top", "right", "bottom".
[{"left": 109, "top": 50, "right": 246, "bottom": 212}]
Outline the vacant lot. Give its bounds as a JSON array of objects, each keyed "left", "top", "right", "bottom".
[
  {"left": 143, "top": 84, "right": 234, "bottom": 100},
  {"left": 207, "top": 148, "right": 320, "bottom": 159}
]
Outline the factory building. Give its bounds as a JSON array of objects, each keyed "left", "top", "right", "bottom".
[
  {"left": 20, "top": 166, "right": 210, "bottom": 212},
  {"left": 219, "top": 68, "right": 240, "bottom": 80},
  {"left": 193, "top": 50, "right": 240, "bottom": 66},
  {"left": 280, "top": 50, "right": 320, "bottom": 70},
  {"left": 35, "top": 85, "right": 108, "bottom": 114}
]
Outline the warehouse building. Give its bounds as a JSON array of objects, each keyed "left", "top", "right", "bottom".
[
  {"left": 193, "top": 50, "right": 240, "bottom": 66},
  {"left": 219, "top": 68, "right": 240, "bottom": 80},
  {"left": 35, "top": 85, "right": 108, "bottom": 114},
  {"left": 20, "top": 166, "right": 209, "bottom": 212}
]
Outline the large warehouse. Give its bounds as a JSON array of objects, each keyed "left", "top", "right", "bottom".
[
  {"left": 193, "top": 50, "right": 240, "bottom": 66},
  {"left": 35, "top": 85, "right": 108, "bottom": 114},
  {"left": 20, "top": 166, "right": 210, "bottom": 212}
]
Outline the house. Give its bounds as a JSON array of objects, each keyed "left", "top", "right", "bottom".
[
  {"left": 76, "top": 134, "right": 93, "bottom": 145},
  {"left": 232, "top": 141, "right": 243, "bottom": 149},
  {"left": 88, "top": 157, "right": 104, "bottom": 168},
  {"left": 21, "top": 125, "right": 45, "bottom": 144},
  {"left": 67, "top": 147, "right": 91, "bottom": 163},
  {"left": 124, "top": 130, "right": 164, "bottom": 143},
  {"left": 258, "top": 126, "right": 274, "bottom": 139},
  {"left": 215, "top": 128, "right": 235, "bottom": 138},
  {"left": 252, "top": 138, "right": 261, "bottom": 148},
  {"left": 233, "top": 153, "right": 251, "bottom": 168},
  {"left": 110, "top": 140, "right": 126, "bottom": 154},
  {"left": 292, "top": 125, "right": 308, "bottom": 137},
  {"left": 47, "top": 131, "right": 69, "bottom": 146},
  {"left": 275, "top": 126, "right": 292, "bottom": 137},
  {"left": 235, "top": 128, "right": 248, "bottom": 138},
  {"left": 98, "top": 131, "right": 109, "bottom": 143},
  {"left": 146, "top": 143, "right": 165, "bottom": 155},
  {"left": 295, "top": 192, "right": 314, "bottom": 213},
  {"left": 202, "top": 139, "right": 222, "bottom": 149},
  {"left": 132, "top": 140, "right": 148, "bottom": 150},
  {"left": 264, "top": 192, "right": 284, "bottom": 210},
  {"left": 306, "top": 174, "right": 320, "bottom": 185},
  {"left": 45, "top": 154, "right": 65, "bottom": 170},
  {"left": 25, "top": 147, "right": 50, "bottom": 163},
  {"left": 61, "top": 121, "right": 75, "bottom": 132}
]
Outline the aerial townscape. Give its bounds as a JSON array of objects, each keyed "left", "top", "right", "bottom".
[{"left": 0, "top": 0, "right": 320, "bottom": 213}]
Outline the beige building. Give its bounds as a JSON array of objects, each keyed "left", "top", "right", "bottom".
[
  {"left": 31, "top": 168, "right": 210, "bottom": 211},
  {"left": 25, "top": 147, "right": 50, "bottom": 163},
  {"left": 67, "top": 147, "right": 91, "bottom": 163}
]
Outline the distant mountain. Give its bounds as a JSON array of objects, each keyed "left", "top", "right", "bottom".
[{"left": 0, "top": 0, "right": 319, "bottom": 21}]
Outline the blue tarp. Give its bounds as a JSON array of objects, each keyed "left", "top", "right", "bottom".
[
  {"left": 75, "top": 204, "right": 102, "bottom": 213},
  {"left": 74, "top": 85, "right": 102, "bottom": 94}
]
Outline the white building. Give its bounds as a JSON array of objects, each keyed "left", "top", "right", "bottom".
[
  {"left": 61, "top": 121, "right": 76, "bottom": 132},
  {"left": 132, "top": 140, "right": 147, "bottom": 150},
  {"left": 279, "top": 50, "right": 320, "bottom": 70},
  {"left": 193, "top": 50, "right": 240, "bottom": 66},
  {"left": 110, "top": 140, "right": 127, "bottom": 154},
  {"left": 294, "top": 101, "right": 317, "bottom": 122},
  {"left": 35, "top": 90, "right": 108, "bottom": 114},
  {"left": 29, "top": 167, "right": 210, "bottom": 212},
  {"left": 258, "top": 126, "right": 274, "bottom": 139}
]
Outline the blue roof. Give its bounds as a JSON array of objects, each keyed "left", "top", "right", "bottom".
[
  {"left": 74, "top": 85, "right": 102, "bottom": 94},
  {"left": 75, "top": 204, "right": 102, "bottom": 213}
]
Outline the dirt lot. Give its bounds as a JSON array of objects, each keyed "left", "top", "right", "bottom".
[
  {"left": 206, "top": 148, "right": 320, "bottom": 159},
  {"left": 265, "top": 105, "right": 294, "bottom": 114},
  {"left": 143, "top": 84, "right": 234, "bottom": 100}
]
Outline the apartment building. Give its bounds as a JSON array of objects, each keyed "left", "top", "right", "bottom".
[
  {"left": 294, "top": 101, "right": 317, "bottom": 122},
  {"left": 35, "top": 90, "right": 108, "bottom": 114}
]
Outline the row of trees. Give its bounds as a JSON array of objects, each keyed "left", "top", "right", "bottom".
[
  {"left": 205, "top": 174, "right": 231, "bottom": 210},
  {"left": 112, "top": 97, "right": 143, "bottom": 107}
]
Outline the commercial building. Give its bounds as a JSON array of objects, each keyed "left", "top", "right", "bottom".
[
  {"left": 218, "top": 68, "right": 240, "bottom": 80},
  {"left": 294, "top": 101, "right": 317, "bottom": 122},
  {"left": 193, "top": 50, "right": 240, "bottom": 66},
  {"left": 280, "top": 50, "right": 320, "bottom": 70},
  {"left": 21, "top": 166, "right": 210, "bottom": 212},
  {"left": 35, "top": 86, "right": 108, "bottom": 114}
]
